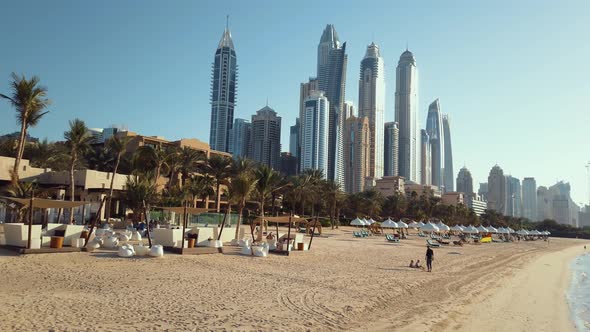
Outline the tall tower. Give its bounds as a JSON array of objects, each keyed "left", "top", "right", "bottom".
[
  {"left": 209, "top": 20, "right": 237, "bottom": 152},
  {"left": 289, "top": 118, "right": 300, "bottom": 158},
  {"left": 456, "top": 166, "right": 474, "bottom": 194},
  {"left": 251, "top": 106, "right": 281, "bottom": 170},
  {"left": 358, "top": 42, "right": 385, "bottom": 183},
  {"left": 317, "top": 24, "right": 347, "bottom": 185},
  {"left": 506, "top": 176, "right": 522, "bottom": 217},
  {"left": 442, "top": 115, "right": 454, "bottom": 192},
  {"left": 300, "top": 91, "right": 329, "bottom": 175},
  {"left": 420, "top": 129, "right": 431, "bottom": 185},
  {"left": 522, "top": 177, "right": 537, "bottom": 221},
  {"left": 426, "top": 99, "right": 444, "bottom": 189},
  {"left": 228, "top": 118, "right": 251, "bottom": 158},
  {"left": 487, "top": 165, "right": 507, "bottom": 214},
  {"left": 344, "top": 116, "right": 371, "bottom": 193},
  {"left": 384, "top": 122, "right": 399, "bottom": 177},
  {"left": 395, "top": 49, "right": 419, "bottom": 182}
]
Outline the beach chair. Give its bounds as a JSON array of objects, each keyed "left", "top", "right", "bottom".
[
  {"left": 386, "top": 234, "right": 400, "bottom": 243},
  {"left": 452, "top": 240, "right": 463, "bottom": 246},
  {"left": 426, "top": 239, "right": 441, "bottom": 248},
  {"left": 361, "top": 230, "right": 370, "bottom": 237},
  {"left": 353, "top": 231, "right": 362, "bottom": 238}
]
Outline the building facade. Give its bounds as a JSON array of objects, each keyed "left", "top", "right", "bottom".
[
  {"left": 456, "top": 166, "right": 474, "bottom": 195},
  {"left": 478, "top": 183, "right": 488, "bottom": 202},
  {"left": 250, "top": 106, "right": 281, "bottom": 170},
  {"left": 506, "top": 176, "right": 522, "bottom": 217},
  {"left": 466, "top": 194, "right": 487, "bottom": 217},
  {"left": 442, "top": 192, "right": 464, "bottom": 206},
  {"left": 289, "top": 117, "right": 300, "bottom": 160},
  {"left": 279, "top": 152, "right": 297, "bottom": 177},
  {"left": 395, "top": 49, "right": 419, "bottom": 183},
  {"left": 487, "top": 165, "right": 506, "bottom": 214},
  {"left": 317, "top": 24, "right": 347, "bottom": 185},
  {"left": 344, "top": 116, "right": 370, "bottom": 193},
  {"left": 300, "top": 91, "right": 329, "bottom": 175},
  {"left": 209, "top": 24, "right": 237, "bottom": 153},
  {"left": 442, "top": 115, "right": 454, "bottom": 192},
  {"left": 228, "top": 118, "right": 251, "bottom": 159},
  {"left": 374, "top": 176, "right": 405, "bottom": 197},
  {"left": 522, "top": 177, "right": 537, "bottom": 221},
  {"left": 426, "top": 99, "right": 444, "bottom": 189},
  {"left": 384, "top": 121, "right": 399, "bottom": 177},
  {"left": 420, "top": 129, "right": 431, "bottom": 186},
  {"left": 358, "top": 42, "right": 385, "bottom": 183}
]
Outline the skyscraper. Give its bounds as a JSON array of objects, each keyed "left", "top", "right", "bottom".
[
  {"left": 479, "top": 183, "right": 489, "bottom": 201},
  {"left": 487, "top": 165, "right": 506, "bottom": 214},
  {"left": 300, "top": 91, "right": 329, "bottom": 175},
  {"left": 343, "top": 101, "right": 355, "bottom": 119},
  {"left": 506, "top": 176, "right": 522, "bottom": 217},
  {"left": 250, "top": 106, "right": 281, "bottom": 170},
  {"left": 298, "top": 78, "right": 319, "bottom": 173},
  {"left": 395, "top": 49, "right": 419, "bottom": 183},
  {"left": 358, "top": 42, "right": 385, "bottom": 183},
  {"left": 344, "top": 116, "right": 370, "bottom": 193},
  {"left": 384, "top": 122, "right": 399, "bottom": 177},
  {"left": 289, "top": 118, "right": 300, "bottom": 158},
  {"left": 426, "top": 99, "right": 444, "bottom": 189},
  {"left": 442, "top": 115, "right": 454, "bottom": 192},
  {"left": 209, "top": 23, "right": 237, "bottom": 153},
  {"left": 420, "top": 129, "right": 431, "bottom": 185},
  {"left": 456, "top": 166, "right": 474, "bottom": 194},
  {"left": 317, "top": 24, "right": 347, "bottom": 185},
  {"left": 522, "top": 177, "right": 537, "bottom": 221},
  {"left": 228, "top": 118, "right": 251, "bottom": 158}
]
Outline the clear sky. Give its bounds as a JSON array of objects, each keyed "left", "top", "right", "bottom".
[{"left": 1, "top": 0, "right": 589, "bottom": 205}]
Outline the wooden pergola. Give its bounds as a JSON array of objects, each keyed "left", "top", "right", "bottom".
[{"left": 252, "top": 215, "right": 319, "bottom": 254}]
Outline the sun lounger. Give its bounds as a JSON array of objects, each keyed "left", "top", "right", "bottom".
[
  {"left": 353, "top": 231, "right": 363, "bottom": 238},
  {"left": 452, "top": 240, "right": 463, "bottom": 246},
  {"left": 386, "top": 234, "right": 400, "bottom": 243},
  {"left": 426, "top": 239, "right": 441, "bottom": 248},
  {"left": 436, "top": 239, "right": 450, "bottom": 245}
]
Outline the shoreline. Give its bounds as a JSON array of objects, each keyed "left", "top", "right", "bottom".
[{"left": 440, "top": 243, "right": 583, "bottom": 332}]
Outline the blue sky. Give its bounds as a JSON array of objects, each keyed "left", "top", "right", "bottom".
[{"left": 1, "top": 0, "right": 589, "bottom": 205}]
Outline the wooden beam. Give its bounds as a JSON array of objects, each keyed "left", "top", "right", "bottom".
[
  {"left": 85, "top": 196, "right": 106, "bottom": 246},
  {"left": 27, "top": 192, "right": 34, "bottom": 249}
]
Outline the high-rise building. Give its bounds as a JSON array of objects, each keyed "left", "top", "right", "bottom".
[
  {"left": 228, "top": 118, "right": 251, "bottom": 158},
  {"left": 505, "top": 176, "right": 522, "bottom": 217},
  {"left": 300, "top": 91, "right": 329, "bottom": 175},
  {"left": 522, "top": 177, "right": 537, "bottom": 221},
  {"left": 426, "top": 99, "right": 444, "bottom": 189},
  {"left": 250, "top": 106, "right": 281, "bottom": 170},
  {"left": 289, "top": 118, "right": 300, "bottom": 158},
  {"left": 317, "top": 24, "right": 347, "bottom": 185},
  {"left": 279, "top": 152, "right": 298, "bottom": 177},
  {"left": 343, "top": 101, "right": 355, "bottom": 119},
  {"left": 487, "top": 165, "right": 506, "bottom": 214},
  {"left": 420, "top": 129, "right": 431, "bottom": 186},
  {"left": 358, "top": 42, "right": 385, "bottom": 183},
  {"left": 344, "top": 116, "right": 370, "bottom": 193},
  {"left": 209, "top": 23, "right": 237, "bottom": 153},
  {"left": 384, "top": 122, "right": 399, "bottom": 177},
  {"left": 442, "top": 115, "right": 454, "bottom": 192},
  {"left": 395, "top": 49, "right": 419, "bottom": 183},
  {"left": 456, "top": 166, "right": 474, "bottom": 194},
  {"left": 537, "top": 181, "right": 580, "bottom": 226},
  {"left": 478, "top": 183, "right": 488, "bottom": 201}
]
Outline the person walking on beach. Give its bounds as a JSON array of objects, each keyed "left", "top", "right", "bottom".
[{"left": 425, "top": 246, "right": 434, "bottom": 272}]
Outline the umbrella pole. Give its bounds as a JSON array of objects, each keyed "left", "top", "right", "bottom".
[
  {"left": 27, "top": 192, "right": 34, "bottom": 249},
  {"left": 286, "top": 215, "right": 292, "bottom": 252},
  {"left": 308, "top": 217, "right": 318, "bottom": 250},
  {"left": 56, "top": 208, "right": 62, "bottom": 224},
  {"left": 85, "top": 196, "right": 106, "bottom": 246}
]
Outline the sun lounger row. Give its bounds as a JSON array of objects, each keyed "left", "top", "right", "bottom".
[{"left": 353, "top": 230, "right": 370, "bottom": 238}]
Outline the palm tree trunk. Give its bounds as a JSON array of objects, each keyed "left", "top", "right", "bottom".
[
  {"left": 154, "top": 165, "right": 161, "bottom": 191},
  {"left": 257, "top": 198, "right": 265, "bottom": 240},
  {"left": 234, "top": 204, "right": 244, "bottom": 240},
  {"left": 12, "top": 119, "right": 28, "bottom": 183},
  {"left": 69, "top": 155, "right": 76, "bottom": 224},
  {"left": 215, "top": 182, "right": 221, "bottom": 212},
  {"left": 105, "top": 155, "right": 120, "bottom": 223}
]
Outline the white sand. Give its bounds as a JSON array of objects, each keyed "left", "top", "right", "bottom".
[{"left": 0, "top": 227, "right": 583, "bottom": 331}]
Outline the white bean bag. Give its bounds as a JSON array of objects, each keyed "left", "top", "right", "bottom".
[
  {"left": 238, "top": 239, "right": 250, "bottom": 248},
  {"left": 103, "top": 236, "right": 119, "bottom": 249},
  {"left": 118, "top": 245, "right": 134, "bottom": 258},
  {"left": 252, "top": 246, "right": 267, "bottom": 257},
  {"left": 86, "top": 239, "right": 101, "bottom": 249},
  {"left": 240, "top": 245, "right": 252, "bottom": 256},
  {"left": 131, "top": 231, "right": 142, "bottom": 241},
  {"left": 118, "top": 234, "right": 131, "bottom": 242},
  {"left": 149, "top": 245, "right": 164, "bottom": 257},
  {"left": 268, "top": 240, "right": 277, "bottom": 251},
  {"left": 134, "top": 244, "right": 149, "bottom": 256}
]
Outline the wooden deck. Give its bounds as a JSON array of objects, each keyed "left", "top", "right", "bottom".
[
  {"left": 163, "top": 246, "right": 223, "bottom": 255},
  {"left": 0, "top": 245, "right": 82, "bottom": 255}
]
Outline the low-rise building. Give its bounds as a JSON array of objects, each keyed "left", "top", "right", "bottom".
[
  {"left": 374, "top": 176, "right": 405, "bottom": 197},
  {"left": 442, "top": 192, "right": 464, "bottom": 206},
  {"left": 404, "top": 181, "right": 441, "bottom": 198},
  {"left": 466, "top": 193, "right": 487, "bottom": 217}
]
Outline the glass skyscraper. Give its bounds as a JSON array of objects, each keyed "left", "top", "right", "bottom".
[
  {"left": 522, "top": 177, "right": 537, "bottom": 221},
  {"left": 209, "top": 24, "right": 237, "bottom": 152},
  {"left": 300, "top": 91, "right": 329, "bottom": 175},
  {"left": 395, "top": 50, "right": 419, "bottom": 183},
  {"left": 426, "top": 99, "right": 444, "bottom": 189},
  {"left": 442, "top": 115, "right": 454, "bottom": 192},
  {"left": 384, "top": 122, "right": 399, "bottom": 177}
]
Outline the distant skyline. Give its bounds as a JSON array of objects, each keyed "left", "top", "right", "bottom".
[{"left": 1, "top": 1, "right": 588, "bottom": 204}]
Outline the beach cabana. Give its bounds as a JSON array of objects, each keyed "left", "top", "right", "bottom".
[
  {"left": 486, "top": 226, "right": 498, "bottom": 233},
  {"left": 154, "top": 206, "right": 219, "bottom": 255},
  {"left": 0, "top": 196, "right": 98, "bottom": 254},
  {"left": 463, "top": 226, "right": 479, "bottom": 234},
  {"left": 254, "top": 215, "right": 315, "bottom": 255},
  {"left": 450, "top": 225, "right": 464, "bottom": 232},
  {"left": 397, "top": 221, "right": 408, "bottom": 229},
  {"left": 408, "top": 221, "right": 420, "bottom": 228},
  {"left": 381, "top": 218, "right": 398, "bottom": 229},
  {"left": 516, "top": 229, "right": 529, "bottom": 236}
]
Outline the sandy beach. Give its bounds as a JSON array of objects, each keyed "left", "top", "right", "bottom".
[{"left": 0, "top": 227, "right": 584, "bottom": 331}]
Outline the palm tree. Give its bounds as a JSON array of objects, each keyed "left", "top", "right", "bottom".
[
  {"left": 178, "top": 147, "right": 203, "bottom": 187},
  {"left": 324, "top": 180, "right": 342, "bottom": 229},
  {"left": 104, "top": 135, "right": 131, "bottom": 222},
  {"left": 64, "top": 119, "right": 92, "bottom": 223},
  {"left": 228, "top": 173, "right": 258, "bottom": 240},
  {"left": 124, "top": 173, "right": 158, "bottom": 223},
  {"left": 253, "top": 165, "right": 283, "bottom": 237},
  {"left": 1, "top": 178, "right": 37, "bottom": 222},
  {"left": 134, "top": 145, "right": 173, "bottom": 189},
  {"left": 185, "top": 175, "right": 215, "bottom": 208},
  {"left": 231, "top": 157, "right": 255, "bottom": 176},
  {"left": 204, "top": 155, "right": 232, "bottom": 212},
  {"left": 1, "top": 73, "right": 51, "bottom": 183}
]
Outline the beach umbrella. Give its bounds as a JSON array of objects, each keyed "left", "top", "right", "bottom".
[
  {"left": 381, "top": 219, "right": 398, "bottom": 228},
  {"left": 507, "top": 227, "right": 515, "bottom": 234},
  {"left": 437, "top": 223, "right": 450, "bottom": 232},
  {"left": 418, "top": 221, "right": 425, "bottom": 227},
  {"left": 408, "top": 221, "right": 420, "bottom": 228},
  {"left": 486, "top": 226, "right": 498, "bottom": 233},
  {"left": 497, "top": 227, "right": 509, "bottom": 234},
  {"left": 368, "top": 218, "right": 376, "bottom": 225},
  {"left": 516, "top": 229, "right": 528, "bottom": 235},
  {"left": 397, "top": 220, "right": 409, "bottom": 229},
  {"left": 476, "top": 225, "right": 489, "bottom": 233},
  {"left": 420, "top": 222, "right": 440, "bottom": 233},
  {"left": 463, "top": 225, "right": 479, "bottom": 234},
  {"left": 350, "top": 218, "right": 364, "bottom": 226},
  {"left": 450, "top": 225, "right": 464, "bottom": 232}
]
